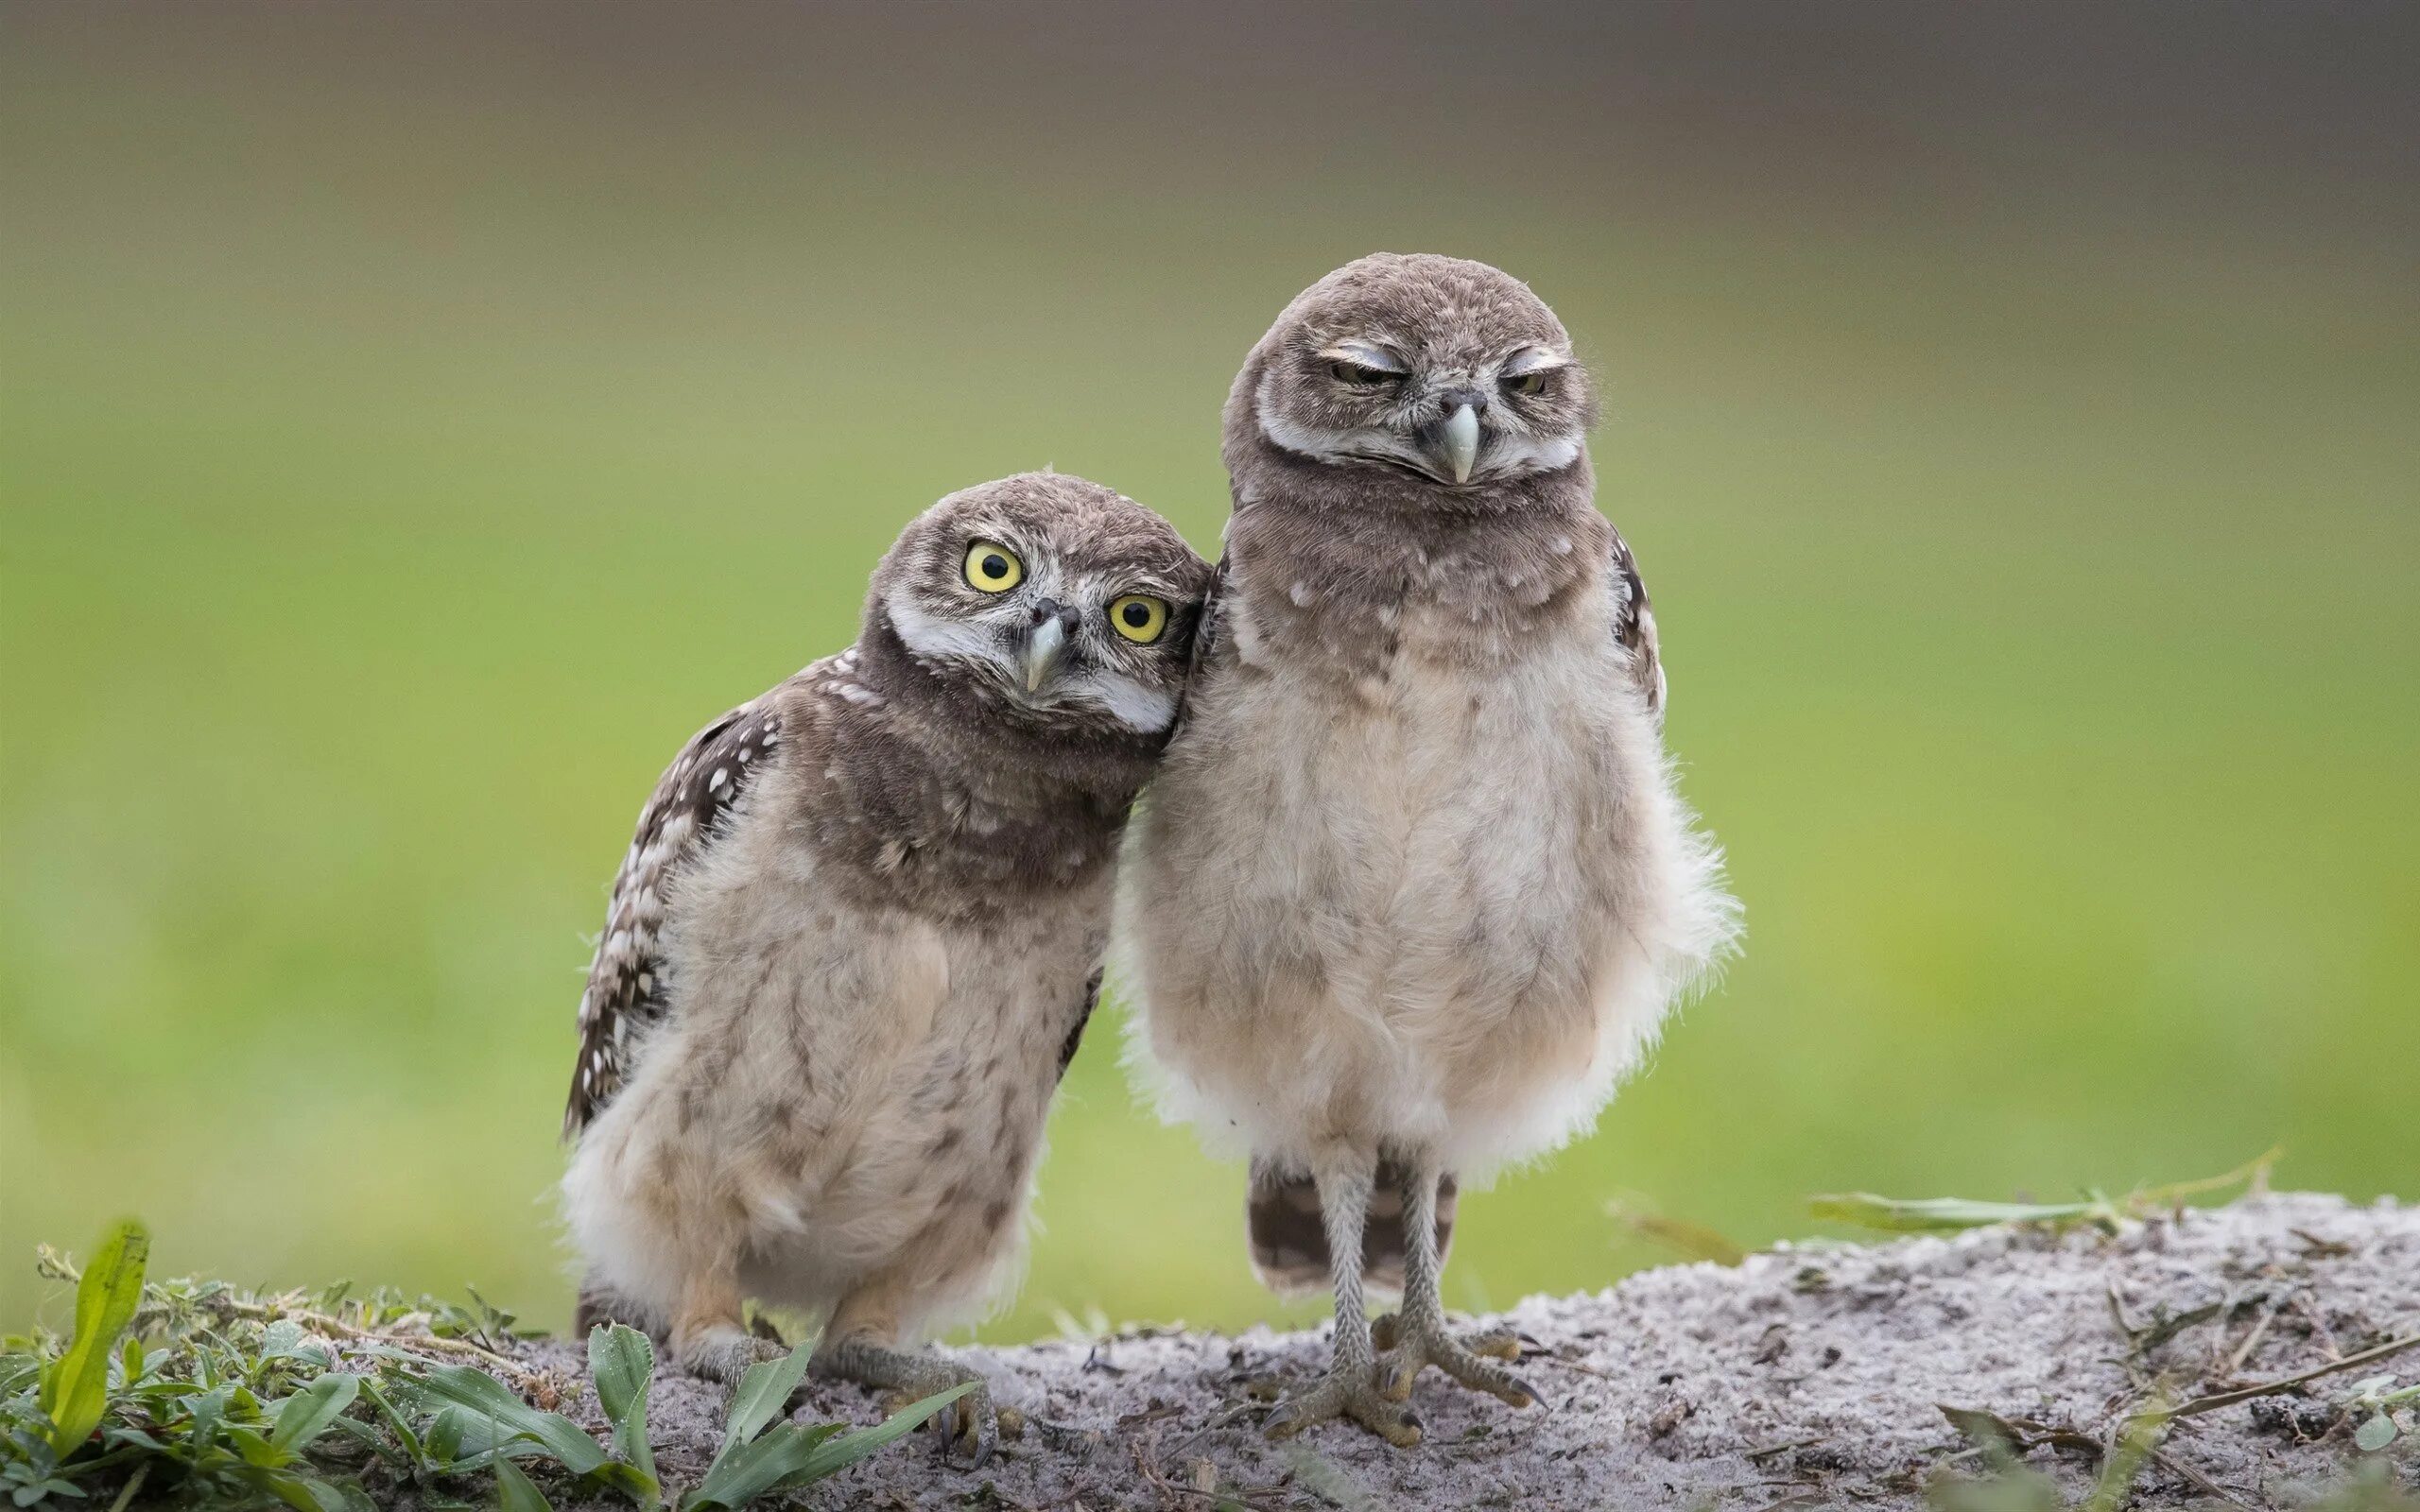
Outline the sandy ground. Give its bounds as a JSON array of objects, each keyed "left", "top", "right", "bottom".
[{"left": 519, "top": 1193, "right": 2419, "bottom": 1510}]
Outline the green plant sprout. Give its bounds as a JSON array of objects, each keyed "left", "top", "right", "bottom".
[
  {"left": 0, "top": 1221, "right": 966, "bottom": 1511},
  {"left": 1809, "top": 1148, "right": 2281, "bottom": 1236}
]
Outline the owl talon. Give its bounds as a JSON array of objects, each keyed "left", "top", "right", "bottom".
[
  {"left": 678, "top": 1327, "right": 789, "bottom": 1385},
  {"left": 1469, "top": 1330, "right": 1523, "bottom": 1363},
  {"left": 1379, "top": 1315, "right": 1540, "bottom": 1409},
  {"left": 1263, "top": 1368, "right": 1423, "bottom": 1448},
  {"left": 1369, "top": 1313, "right": 1401, "bottom": 1353},
  {"left": 937, "top": 1388, "right": 997, "bottom": 1470},
  {"left": 822, "top": 1341, "right": 994, "bottom": 1469}
]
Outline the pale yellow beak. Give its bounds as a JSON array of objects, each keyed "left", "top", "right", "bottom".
[
  {"left": 1020, "top": 616, "right": 1068, "bottom": 693},
  {"left": 1441, "top": 403, "right": 1481, "bottom": 484}
]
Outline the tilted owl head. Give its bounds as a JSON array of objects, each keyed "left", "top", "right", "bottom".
[
  {"left": 866, "top": 472, "right": 1211, "bottom": 744},
  {"left": 1236, "top": 252, "right": 1598, "bottom": 494}
]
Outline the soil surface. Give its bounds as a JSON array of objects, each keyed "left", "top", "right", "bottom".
[{"left": 520, "top": 1193, "right": 2418, "bottom": 1509}]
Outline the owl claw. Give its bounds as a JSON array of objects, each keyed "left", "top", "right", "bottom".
[
  {"left": 1263, "top": 1367, "right": 1424, "bottom": 1448},
  {"left": 892, "top": 1369, "right": 994, "bottom": 1468},
  {"left": 1378, "top": 1315, "right": 1539, "bottom": 1408},
  {"left": 1470, "top": 1329, "right": 1524, "bottom": 1363},
  {"left": 1370, "top": 1313, "right": 1518, "bottom": 1363},
  {"left": 936, "top": 1387, "right": 997, "bottom": 1469},
  {"left": 829, "top": 1345, "right": 994, "bottom": 1468},
  {"left": 678, "top": 1327, "right": 789, "bottom": 1384}
]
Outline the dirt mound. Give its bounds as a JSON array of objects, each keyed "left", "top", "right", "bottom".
[{"left": 525, "top": 1193, "right": 2417, "bottom": 1509}]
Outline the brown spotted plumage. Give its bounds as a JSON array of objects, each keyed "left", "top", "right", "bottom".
[
  {"left": 562, "top": 473, "right": 1207, "bottom": 1465},
  {"left": 1123, "top": 255, "right": 1738, "bottom": 1447},
  {"left": 565, "top": 697, "right": 786, "bottom": 1137},
  {"left": 1610, "top": 528, "right": 1665, "bottom": 718}
]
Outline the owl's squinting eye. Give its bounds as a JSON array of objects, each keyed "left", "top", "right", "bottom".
[
  {"left": 964, "top": 541, "right": 1023, "bottom": 593},
  {"left": 1505, "top": 369, "right": 1548, "bottom": 396},
  {"left": 1107, "top": 594, "right": 1169, "bottom": 644},
  {"left": 1328, "top": 359, "right": 1401, "bottom": 388}
]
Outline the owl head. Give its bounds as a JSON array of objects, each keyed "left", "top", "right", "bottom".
[
  {"left": 1231, "top": 252, "right": 1597, "bottom": 498},
  {"left": 864, "top": 472, "right": 1211, "bottom": 745}
]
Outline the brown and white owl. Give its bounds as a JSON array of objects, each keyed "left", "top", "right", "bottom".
[
  {"left": 1122, "top": 254, "right": 1739, "bottom": 1444},
  {"left": 562, "top": 472, "right": 1209, "bottom": 1463}
]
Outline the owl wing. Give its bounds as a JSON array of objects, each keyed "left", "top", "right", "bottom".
[
  {"left": 562, "top": 692, "right": 788, "bottom": 1137},
  {"left": 1608, "top": 525, "right": 1667, "bottom": 719},
  {"left": 1054, "top": 966, "right": 1104, "bottom": 1086}
]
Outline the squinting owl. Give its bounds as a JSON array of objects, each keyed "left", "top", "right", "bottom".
[
  {"left": 562, "top": 472, "right": 1209, "bottom": 1463},
  {"left": 1122, "top": 254, "right": 1739, "bottom": 1445}
]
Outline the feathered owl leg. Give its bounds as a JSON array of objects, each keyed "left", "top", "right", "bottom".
[
  {"left": 1374, "top": 1162, "right": 1539, "bottom": 1410},
  {"left": 574, "top": 1270, "right": 666, "bottom": 1345},
  {"left": 811, "top": 1280, "right": 995, "bottom": 1469},
  {"left": 1263, "top": 1156, "right": 1425, "bottom": 1448},
  {"left": 669, "top": 1263, "right": 786, "bottom": 1385}
]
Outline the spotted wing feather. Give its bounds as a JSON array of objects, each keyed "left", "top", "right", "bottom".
[
  {"left": 1609, "top": 526, "right": 1666, "bottom": 718},
  {"left": 562, "top": 696, "right": 786, "bottom": 1137},
  {"left": 1055, "top": 966, "right": 1104, "bottom": 1085},
  {"left": 1167, "top": 553, "right": 1228, "bottom": 739}
]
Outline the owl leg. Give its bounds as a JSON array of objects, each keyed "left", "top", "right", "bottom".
[
  {"left": 574, "top": 1270, "right": 665, "bottom": 1344},
  {"left": 1375, "top": 1162, "right": 1538, "bottom": 1409},
  {"left": 1263, "top": 1155, "right": 1425, "bottom": 1448},
  {"left": 669, "top": 1263, "right": 786, "bottom": 1384},
  {"left": 811, "top": 1281, "right": 995, "bottom": 1469}
]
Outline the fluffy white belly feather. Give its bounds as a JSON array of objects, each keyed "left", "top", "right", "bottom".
[{"left": 1124, "top": 628, "right": 1735, "bottom": 1179}]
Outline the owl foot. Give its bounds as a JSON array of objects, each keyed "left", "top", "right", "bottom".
[
  {"left": 828, "top": 1343, "right": 995, "bottom": 1469},
  {"left": 677, "top": 1325, "right": 789, "bottom": 1384},
  {"left": 1263, "top": 1366, "right": 1424, "bottom": 1448},
  {"left": 1369, "top": 1312, "right": 1521, "bottom": 1363},
  {"left": 1375, "top": 1313, "right": 1539, "bottom": 1408}
]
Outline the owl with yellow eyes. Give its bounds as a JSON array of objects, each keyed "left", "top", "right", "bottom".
[{"left": 560, "top": 472, "right": 1209, "bottom": 1464}]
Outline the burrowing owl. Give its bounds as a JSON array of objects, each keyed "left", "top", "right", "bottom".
[
  {"left": 1122, "top": 255, "right": 1739, "bottom": 1445},
  {"left": 562, "top": 472, "right": 1209, "bottom": 1463}
]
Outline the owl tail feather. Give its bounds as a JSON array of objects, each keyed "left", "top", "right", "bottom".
[{"left": 1245, "top": 1158, "right": 1457, "bottom": 1301}]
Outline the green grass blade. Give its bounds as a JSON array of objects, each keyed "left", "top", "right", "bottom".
[
  {"left": 1811, "top": 1152, "right": 2280, "bottom": 1235},
  {"left": 223, "top": 1422, "right": 296, "bottom": 1469},
  {"left": 353, "top": 1378, "right": 430, "bottom": 1475},
  {"left": 1603, "top": 1200, "right": 1749, "bottom": 1264},
  {"left": 493, "top": 1458, "right": 557, "bottom": 1512},
  {"left": 38, "top": 1220, "right": 150, "bottom": 1456},
  {"left": 269, "top": 1372, "right": 359, "bottom": 1454},
  {"left": 781, "top": 1383, "right": 977, "bottom": 1486},
  {"left": 407, "top": 1365, "right": 605, "bottom": 1476},
  {"left": 586, "top": 1325, "right": 658, "bottom": 1497},
  {"left": 1808, "top": 1194, "right": 2098, "bottom": 1233},
  {"left": 718, "top": 1348, "right": 811, "bottom": 1457},
  {"left": 683, "top": 1423, "right": 847, "bottom": 1509}
]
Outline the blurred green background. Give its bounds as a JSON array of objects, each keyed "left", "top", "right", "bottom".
[{"left": 4, "top": 5, "right": 2414, "bottom": 1341}]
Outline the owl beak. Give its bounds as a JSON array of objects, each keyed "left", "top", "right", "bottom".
[
  {"left": 1020, "top": 614, "right": 1069, "bottom": 693},
  {"left": 1439, "top": 402, "right": 1482, "bottom": 484}
]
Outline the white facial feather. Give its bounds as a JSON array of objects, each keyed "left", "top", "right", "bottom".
[
  {"left": 886, "top": 573, "right": 1176, "bottom": 733},
  {"left": 1052, "top": 668, "right": 1176, "bottom": 733},
  {"left": 1255, "top": 378, "right": 1429, "bottom": 472},
  {"left": 885, "top": 580, "right": 1010, "bottom": 668},
  {"left": 1480, "top": 433, "right": 1582, "bottom": 475},
  {"left": 1255, "top": 370, "right": 1582, "bottom": 484}
]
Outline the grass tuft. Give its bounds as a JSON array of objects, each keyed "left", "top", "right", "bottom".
[
  {"left": 1810, "top": 1148, "right": 2280, "bottom": 1236},
  {"left": 0, "top": 1221, "right": 959, "bottom": 1511}
]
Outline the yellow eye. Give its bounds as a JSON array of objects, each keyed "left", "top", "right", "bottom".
[
  {"left": 963, "top": 540, "right": 1023, "bottom": 593},
  {"left": 1107, "top": 593, "right": 1169, "bottom": 644},
  {"left": 1506, "top": 369, "right": 1547, "bottom": 396}
]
